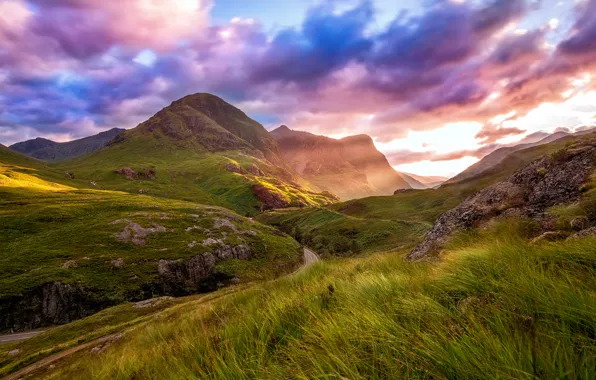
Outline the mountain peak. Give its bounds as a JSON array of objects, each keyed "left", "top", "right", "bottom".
[{"left": 271, "top": 125, "right": 292, "bottom": 135}]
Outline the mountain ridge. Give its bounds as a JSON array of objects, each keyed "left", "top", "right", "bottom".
[
  {"left": 270, "top": 125, "right": 410, "bottom": 200},
  {"left": 10, "top": 128, "right": 125, "bottom": 161}
]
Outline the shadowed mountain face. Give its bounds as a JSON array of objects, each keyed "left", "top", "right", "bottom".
[
  {"left": 270, "top": 126, "right": 410, "bottom": 200},
  {"left": 57, "top": 94, "right": 336, "bottom": 215},
  {"left": 399, "top": 172, "right": 447, "bottom": 189},
  {"left": 10, "top": 128, "right": 124, "bottom": 161},
  {"left": 125, "top": 93, "right": 286, "bottom": 166}
]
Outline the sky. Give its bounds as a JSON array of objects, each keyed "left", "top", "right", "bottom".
[{"left": 1, "top": 0, "right": 596, "bottom": 177}]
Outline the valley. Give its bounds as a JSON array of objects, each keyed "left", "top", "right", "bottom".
[{"left": 1, "top": 93, "right": 596, "bottom": 379}]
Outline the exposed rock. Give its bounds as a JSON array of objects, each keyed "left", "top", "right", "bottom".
[
  {"left": 225, "top": 162, "right": 246, "bottom": 174},
  {"left": 408, "top": 144, "right": 596, "bottom": 260},
  {"left": 0, "top": 282, "right": 110, "bottom": 331},
  {"left": 114, "top": 167, "right": 138, "bottom": 180},
  {"left": 246, "top": 164, "right": 264, "bottom": 176},
  {"left": 531, "top": 231, "right": 568, "bottom": 244},
  {"left": 110, "top": 258, "right": 124, "bottom": 268},
  {"left": 157, "top": 245, "right": 252, "bottom": 294},
  {"left": 8, "top": 349, "right": 21, "bottom": 356},
  {"left": 394, "top": 188, "right": 416, "bottom": 195},
  {"left": 571, "top": 216, "right": 590, "bottom": 231},
  {"left": 568, "top": 226, "right": 596, "bottom": 240},
  {"left": 111, "top": 219, "right": 167, "bottom": 245},
  {"left": 139, "top": 168, "right": 157, "bottom": 180},
  {"left": 90, "top": 333, "right": 123, "bottom": 354},
  {"left": 61, "top": 260, "right": 78, "bottom": 269},
  {"left": 202, "top": 237, "right": 223, "bottom": 246},
  {"left": 89, "top": 181, "right": 97, "bottom": 186},
  {"left": 252, "top": 184, "right": 290, "bottom": 210},
  {"left": 64, "top": 172, "right": 75, "bottom": 179},
  {"left": 138, "top": 189, "right": 150, "bottom": 194},
  {"left": 133, "top": 296, "right": 173, "bottom": 309}
]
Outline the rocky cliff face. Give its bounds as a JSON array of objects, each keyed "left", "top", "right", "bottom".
[
  {"left": 408, "top": 141, "right": 596, "bottom": 260},
  {"left": 270, "top": 126, "right": 410, "bottom": 200},
  {"left": 0, "top": 245, "right": 255, "bottom": 331}
]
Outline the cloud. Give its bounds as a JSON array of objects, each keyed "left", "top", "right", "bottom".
[{"left": 1, "top": 0, "right": 596, "bottom": 179}]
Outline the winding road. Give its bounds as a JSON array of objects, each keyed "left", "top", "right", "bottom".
[{"left": 0, "top": 330, "right": 45, "bottom": 345}]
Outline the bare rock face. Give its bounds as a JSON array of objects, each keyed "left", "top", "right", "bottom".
[
  {"left": 408, "top": 144, "right": 596, "bottom": 260},
  {"left": 115, "top": 167, "right": 138, "bottom": 179},
  {"left": 252, "top": 184, "right": 290, "bottom": 210},
  {"left": 114, "top": 167, "right": 156, "bottom": 180},
  {"left": 225, "top": 162, "right": 246, "bottom": 174},
  {"left": 0, "top": 282, "right": 109, "bottom": 331},
  {"left": 246, "top": 164, "right": 264, "bottom": 176},
  {"left": 157, "top": 245, "right": 252, "bottom": 294}
]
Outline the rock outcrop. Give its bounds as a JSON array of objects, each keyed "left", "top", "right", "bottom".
[
  {"left": 252, "top": 184, "right": 290, "bottom": 210},
  {"left": 0, "top": 282, "right": 110, "bottom": 331},
  {"left": 157, "top": 245, "right": 252, "bottom": 294},
  {"left": 408, "top": 143, "right": 596, "bottom": 260}
]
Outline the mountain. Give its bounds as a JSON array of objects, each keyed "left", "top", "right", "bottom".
[
  {"left": 57, "top": 94, "right": 336, "bottom": 215},
  {"left": 446, "top": 128, "right": 595, "bottom": 185},
  {"left": 399, "top": 172, "right": 448, "bottom": 189},
  {"left": 0, "top": 144, "right": 304, "bottom": 332},
  {"left": 270, "top": 125, "right": 410, "bottom": 200},
  {"left": 13, "top": 131, "right": 596, "bottom": 379},
  {"left": 9, "top": 128, "right": 125, "bottom": 161}
]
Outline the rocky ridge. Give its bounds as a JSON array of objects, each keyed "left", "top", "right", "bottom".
[{"left": 408, "top": 139, "right": 596, "bottom": 260}]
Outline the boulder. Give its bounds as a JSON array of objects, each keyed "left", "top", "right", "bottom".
[{"left": 570, "top": 216, "right": 590, "bottom": 230}]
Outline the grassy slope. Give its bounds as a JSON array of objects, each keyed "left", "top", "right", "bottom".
[
  {"left": 55, "top": 128, "right": 334, "bottom": 217},
  {"left": 0, "top": 148, "right": 303, "bottom": 324},
  {"left": 258, "top": 208, "right": 429, "bottom": 256},
  {"left": 328, "top": 133, "right": 585, "bottom": 224},
  {"left": 254, "top": 136, "right": 581, "bottom": 256},
  {"left": 37, "top": 220, "right": 596, "bottom": 379}
]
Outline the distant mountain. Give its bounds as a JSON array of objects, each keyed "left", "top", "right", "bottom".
[
  {"left": 59, "top": 94, "right": 336, "bottom": 215},
  {"left": 10, "top": 128, "right": 125, "bottom": 161},
  {"left": 270, "top": 125, "right": 410, "bottom": 200},
  {"left": 400, "top": 172, "right": 448, "bottom": 189},
  {"left": 445, "top": 128, "right": 595, "bottom": 185}
]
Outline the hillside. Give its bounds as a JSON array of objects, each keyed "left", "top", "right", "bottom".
[
  {"left": 9, "top": 128, "right": 124, "bottom": 161},
  {"left": 446, "top": 128, "right": 595, "bottom": 185},
  {"left": 401, "top": 172, "right": 447, "bottom": 188},
  {"left": 3, "top": 127, "right": 596, "bottom": 380},
  {"left": 0, "top": 145, "right": 304, "bottom": 332},
  {"left": 266, "top": 132, "right": 596, "bottom": 253},
  {"left": 55, "top": 95, "right": 336, "bottom": 215},
  {"left": 270, "top": 125, "right": 410, "bottom": 200}
]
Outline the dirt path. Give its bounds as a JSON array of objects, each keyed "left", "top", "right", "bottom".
[
  {"left": 4, "top": 333, "right": 121, "bottom": 380},
  {"left": 4, "top": 247, "right": 321, "bottom": 379},
  {"left": 293, "top": 247, "right": 319, "bottom": 275},
  {"left": 0, "top": 331, "right": 45, "bottom": 345}
]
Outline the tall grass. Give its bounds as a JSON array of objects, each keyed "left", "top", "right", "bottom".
[{"left": 55, "top": 221, "right": 596, "bottom": 379}]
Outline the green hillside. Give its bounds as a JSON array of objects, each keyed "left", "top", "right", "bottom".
[
  {"left": 54, "top": 94, "right": 336, "bottom": 216},
  {"left": 14, "top": 219, "right": 595, "bottom": 379},
  {"left": 0, "top": 146, "right": 303, "bottom": 332}
]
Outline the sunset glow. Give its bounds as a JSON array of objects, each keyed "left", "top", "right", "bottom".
[{"left": 1, "top": 0, "right": 596, "bottom": 178}]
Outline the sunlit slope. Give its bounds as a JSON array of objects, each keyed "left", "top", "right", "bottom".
[
  {"left": 332, "top": 133, "right": 592, "bottom": 224},
  {"left": 55, "top": 94, "right": 336, "bottom": 216},
  {"left": 0, "top": 147, "right": 302, "bottom": 331},
  {"left": 39, "top": 220, "right": 596, "bottom": 379}
]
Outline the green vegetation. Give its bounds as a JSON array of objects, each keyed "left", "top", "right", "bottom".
[
  {"left": 0, "top": 148, "right": 303, "bottom": 329},
  {"left": 259, "top": 207, "right": 428, "bottom": 256},
  {"left": 58, "top": 141, "right": 333, "bottom": 217},
  {"left": 38, "top": 220, "right": 596, "bottom": 379}
]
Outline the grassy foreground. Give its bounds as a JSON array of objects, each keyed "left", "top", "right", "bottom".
[{"left": 43, "top": 220, "right": 595, "bottom": 379}]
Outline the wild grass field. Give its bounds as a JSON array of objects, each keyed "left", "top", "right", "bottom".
[{"left": 35, "top": 219, "right": 596, "bottom": 379}]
